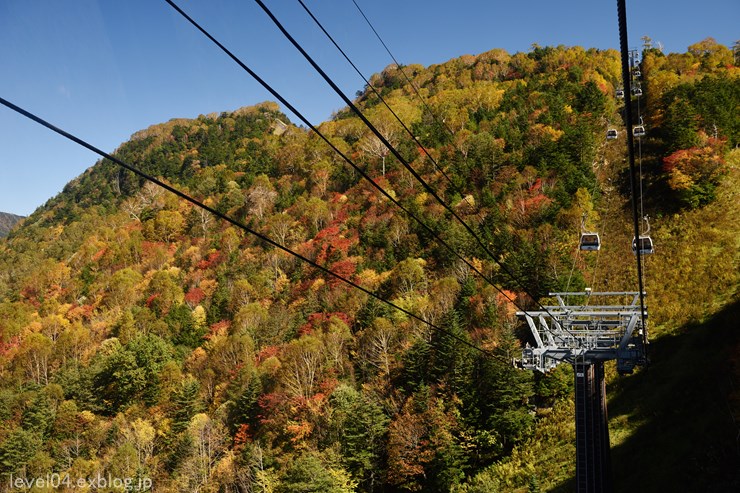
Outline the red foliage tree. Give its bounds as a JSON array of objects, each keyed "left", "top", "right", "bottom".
[{"left": 184, "top": 287, "right": 205, "bottom": 308}]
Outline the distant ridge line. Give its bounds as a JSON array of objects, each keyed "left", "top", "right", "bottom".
[{"left": 0, "top": 211, "right": 25, "bottom": 237}]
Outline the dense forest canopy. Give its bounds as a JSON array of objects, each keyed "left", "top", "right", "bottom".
[{"left": 0, "top": 40, "right": 738, "bottom": 492}]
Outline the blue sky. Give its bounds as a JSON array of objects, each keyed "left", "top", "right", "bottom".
[{"left": 0, "top": 0, "right": 737, "bottom": 216}]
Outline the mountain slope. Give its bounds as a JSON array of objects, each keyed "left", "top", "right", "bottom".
[{"left": 0, "top": 40, "right": 737, "bottom": 492}]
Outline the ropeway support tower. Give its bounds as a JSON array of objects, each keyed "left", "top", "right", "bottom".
[
  {"left": 516, "top": 291, "right": 648, "bottom": 492},
  {"left": 517, "top": 291, "right": 647, "bottom": 375}
]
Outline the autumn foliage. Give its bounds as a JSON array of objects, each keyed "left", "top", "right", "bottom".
[{"left": 0, "top": 41, "right": 737, "bottom": 492}]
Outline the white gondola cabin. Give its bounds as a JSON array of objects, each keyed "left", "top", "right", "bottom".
[
  {"left": 632, "top": 236, "right": 654, "bottom": 255},
  {"left": 633, "top": 125, "right": 646, "bottom": 138},
  {"left": 616, "top": 88, "right": 625, "bottom": 99},
  {"left": 632, "top": 87, "right": 643, "bottom": 97},
  {"left": 606, "top": 129, "right": 618, "bottom": 140},
  {"left": 580, "top": 233, "right": 601, "bottom": 251}
]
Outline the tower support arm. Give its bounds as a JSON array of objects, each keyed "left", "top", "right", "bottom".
[
  {"left": 524, "top": 315, "right": 545, "bottom": 348},
  {"left": 618, "top": 315, "right": 640, "bottom": 350}
]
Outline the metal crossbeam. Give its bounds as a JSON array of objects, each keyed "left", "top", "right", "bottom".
[{"left": 516, "top": 291, "right": 648, "bottom": 374}]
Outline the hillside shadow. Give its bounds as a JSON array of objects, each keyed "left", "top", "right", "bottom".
[
  {"left": 549, "top": 473, "right": 576, "bottom": 492},
  {"left": 606, "top": 299, "right": 740, "bottom": 492},
  {"left": 540, "top": 299, "right": 740, "bottom": 493}
]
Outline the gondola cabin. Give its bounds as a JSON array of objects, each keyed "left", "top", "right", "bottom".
[
  {"left": 632, "top": 236, "right": 654, "bottom": 255},
  {"left": 606, "top": 129, "right": 618, "bottom": 140},
  {"left": 633, "top": 70, "right": 641, "bottom": 78},
  {"left": 616, "top": 88, "right": 625, "bottom": 98},
  {"left": 632, "top": 87, "right": 643, "bottom": 97},
  {"left": 633, "top": 125, "right": 646, "bottom": 137},
  {"left": 580, "top": 233, "right": 601, "bottom": 251}
]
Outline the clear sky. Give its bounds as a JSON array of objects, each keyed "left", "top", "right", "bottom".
[{"left": 0, "top": 0, "right": 737, "bottom": 216}]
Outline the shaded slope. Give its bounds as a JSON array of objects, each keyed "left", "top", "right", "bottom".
[
  {"left": 609, "top": 298, "right": 740, "bottom": 492},
  {"left": 0, "top": 211, "right": 23, "bottom": 237}
]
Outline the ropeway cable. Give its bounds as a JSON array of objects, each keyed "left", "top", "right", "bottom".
[
  {"left": 616, "top": 0, "right": 649, "bottom": 355},
  {"left": 164, "top": 0, "right": 580, "bottom": 339},
  {"left": 350, "top": 0, "right": 458, "bottom": 140},
  {"left": 0, "top": 94, "right": 504, "bottom": 361},
  {"left": 251, "top": 0, "right": 577, "bottom": 331},
  {"left": 296, "top": 0, "right": 460, "bottom": 196}
]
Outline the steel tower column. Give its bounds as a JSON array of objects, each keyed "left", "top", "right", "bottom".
[{"left": 574, "top": 361, "right": 612, "bottom": 492}]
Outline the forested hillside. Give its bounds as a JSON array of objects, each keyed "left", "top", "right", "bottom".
[
  {"left": 0, "top": 212, "right": 23, "bottom": 238},
  {"left": 0, "top": 39, "right": 737, "bottom": 492}
]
